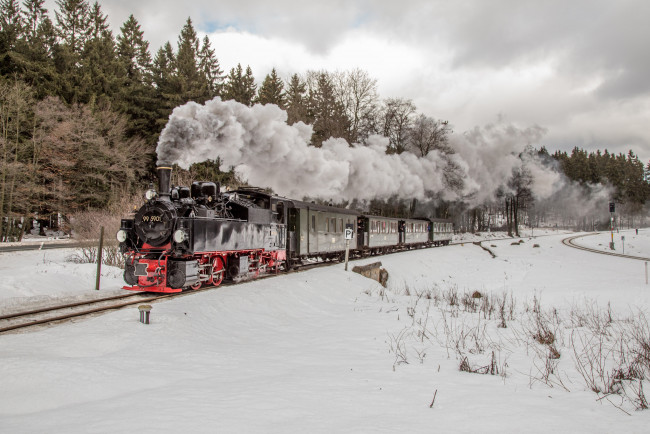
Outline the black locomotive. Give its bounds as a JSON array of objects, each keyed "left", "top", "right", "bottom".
[{"left": 117, "top": 166, "right": 452, "bottom": 292}]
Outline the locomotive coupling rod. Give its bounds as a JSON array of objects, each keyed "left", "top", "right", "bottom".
[{"left": 138, "top": 305, "right": 153, "bottom": 324}]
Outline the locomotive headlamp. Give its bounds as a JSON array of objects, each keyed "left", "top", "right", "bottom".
[
  {"left": 145, "top": 189, "right": 157, "bottom": 200},
  {"left": 173, "top": 229, "right": 187, "bottom": 243},
  {"left": 116, "top": 229, "right": 128, "bottom": 243}
]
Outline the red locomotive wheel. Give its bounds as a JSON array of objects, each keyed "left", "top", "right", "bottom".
[{"left": 212, "top": 257, "right": 225, "bottom": 286}]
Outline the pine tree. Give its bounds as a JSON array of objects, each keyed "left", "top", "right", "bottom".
[
  {"left": 623, "top": 150, "right": 647, "bottom": 207},
  {"left": 242, "top": 65, "right": 256, "bottom": 105},
  {"left": 1, "top": 1, "right": 57, "bottom": 99},
  {"left": 309, "top": 72, "right": 349, "bottom": 147},
  {"left": 54, "top": 0, "right": 90, "bottom": 54},
  {"left": 257, "top": 68, "right": 285, "bottom": 107},
  {"left": 223, "top": 63, "right": 256, "bottom": 106},
  {"left": 222, "top": 63, "right": 243, "bottom": 102},
  {"left": 18, "top": 6, "right": 56, "bottom": 98},
  {"left": 197, "top": 35, "right": 223, "bottom": 98},
  {"left": 0, "top": 77, "right": 35, "bottom": 241},
  {"left": 152, "top": 41, "right": 180, "bottom": 130},
  {"left": 21, "top": 0, "right": 46, "bottom": 41},
  {"left": 152, "top": 41, "right": 175, "bottom": 91},
  {"left": 285, "top": 73, "right": 307, "bottom": 125},
  {"left": 0, "top": 0, "right": 23, "bottom": 54},
  {"left": 175, "top": 17, "right": 204, "bottom": 103},
  {"left": 0, "top": 0, "right": 25, "bottom": 79},
  {"left": 86, "top": 1, "right": 107, "bottom": 39},
  {"left": 117, "top": 14, "right": 151, "bottom": 83},
  {"left": 115, "top": 14, "right": 157, "bottom": 142},
  {"left": 79, "top": 1, "right": 121, "bottom": 105},
  {"left": 53, "top": 0, "right": 91, "bottom": 103}
]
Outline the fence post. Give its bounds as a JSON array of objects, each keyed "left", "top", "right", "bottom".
[{"left": 95, "top": 226, "right": 104, "bottom": 290}]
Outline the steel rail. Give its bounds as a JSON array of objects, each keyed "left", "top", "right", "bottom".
[
  {"left": 0, "top": 293, "right": 173, "bottom": 334},
  {"left": 0, "top": 292, "right": 150, "bottom": 321},
  {"left": 562, "top": 233, "right": 650, "bottom": 261}
]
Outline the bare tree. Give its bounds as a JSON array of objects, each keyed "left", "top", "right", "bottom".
[
  {"left": 333, "top": 68, "right": 379, "bottom": 144},
  {"left": 409, "top": 114, "right": 453, "bottom": 157},
  {"left": 34, "top": 97, "right": 150, "bottom": 217},
  {"left": 507, "top": 166, "right": 533, "bottom": 237},
  {"left": 381, "top": 98, "right": 415, "bottom": 154}
]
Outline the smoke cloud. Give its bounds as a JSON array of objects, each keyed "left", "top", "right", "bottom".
[{"left": 156, "top": 97, "right": 605, "bottom": 208}]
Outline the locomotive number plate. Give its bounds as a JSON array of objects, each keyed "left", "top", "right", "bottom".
[
  {"left": 134, "top": 263, "right": 148, "bottom": 277},
  {"left": 142, "top": 214, "right": 162, "bottom": 223}
]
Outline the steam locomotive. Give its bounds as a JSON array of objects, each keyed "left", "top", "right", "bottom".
[{"left": 117, "top": 166, "right": 453, "bottom": 293}]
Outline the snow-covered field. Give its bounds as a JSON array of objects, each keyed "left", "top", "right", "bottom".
[
  {"left": 1, "top": 229, "right": 649, "bottom": 433},
  {"left": 573, "top": 229, "right": 650, "bottom": 257}
]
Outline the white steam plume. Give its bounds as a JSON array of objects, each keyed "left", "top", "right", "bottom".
[{"left": 156, "top": 98, "right": 579, "bottom": 205}]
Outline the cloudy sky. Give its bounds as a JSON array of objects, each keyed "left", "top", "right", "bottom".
[{"left": 45, "top": 0, "right": 650, "bottom": 162}]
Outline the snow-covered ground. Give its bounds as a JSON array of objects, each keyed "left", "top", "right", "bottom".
[
  {"left": 572, "top": 229, "right": 650, "bottom": 257},
  {"left": 1, "top": 229, "right": 649, "bottom": 433}
]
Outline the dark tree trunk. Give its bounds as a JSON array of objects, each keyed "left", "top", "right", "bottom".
[
  {"left": 513, "top": 196, "right": 520, "bottom": 237},
  {"left": 506, "top": 197, "right": 512, "bottom": 237}
]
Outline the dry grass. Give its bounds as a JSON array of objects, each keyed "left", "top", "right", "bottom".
[
  {"left": 67, "top": 194, "right": 143, "bottom": 268},
  {"left": 369, "top": 283, "right": 649, "bottom": 411}
]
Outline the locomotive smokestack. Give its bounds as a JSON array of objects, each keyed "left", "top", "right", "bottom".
[{"left": 156, "top": 165, "right": 172, "bottom": 199}]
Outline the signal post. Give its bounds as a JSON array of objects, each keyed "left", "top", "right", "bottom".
[{"left": 344, "top": 224, "right": 354, "bottom": 271}]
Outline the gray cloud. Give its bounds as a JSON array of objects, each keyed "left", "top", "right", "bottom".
[{"left": 42, "top": 0, "right": 650, "bottom": 162}]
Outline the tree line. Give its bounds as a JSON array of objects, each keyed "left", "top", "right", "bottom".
[
  {"left": 460, "top": 147, "right": 650, "bottom": 237},
  {"left": 549, "top": 147, "right": 649, "bottom": 213},
  {"left": 0, "top": 0, "right": 648, "bottom": 242}
]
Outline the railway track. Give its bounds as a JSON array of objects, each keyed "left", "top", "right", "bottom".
[
  {"left": 0, "top": 292, "right": 176, "bottom": 334},
  {"left": 0, "top": 234, "right": 548, "bottom": 334},
  {"left": 0, "top": 245, "right": 423, "bottom": 334},
  {"left": 0, "top": 261, "right": 326, "bottom": 334},
  {"left": 562, "top": 233, "right": 650, "bottom": 261}
]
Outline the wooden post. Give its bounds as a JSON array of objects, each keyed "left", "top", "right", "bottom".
[{"left": 95, "top": 226, "right": 104, "bottom": 290}]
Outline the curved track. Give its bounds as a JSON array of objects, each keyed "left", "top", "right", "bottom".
[{"left": 562, "top": 233, "right": 650, "bottom": 261}]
